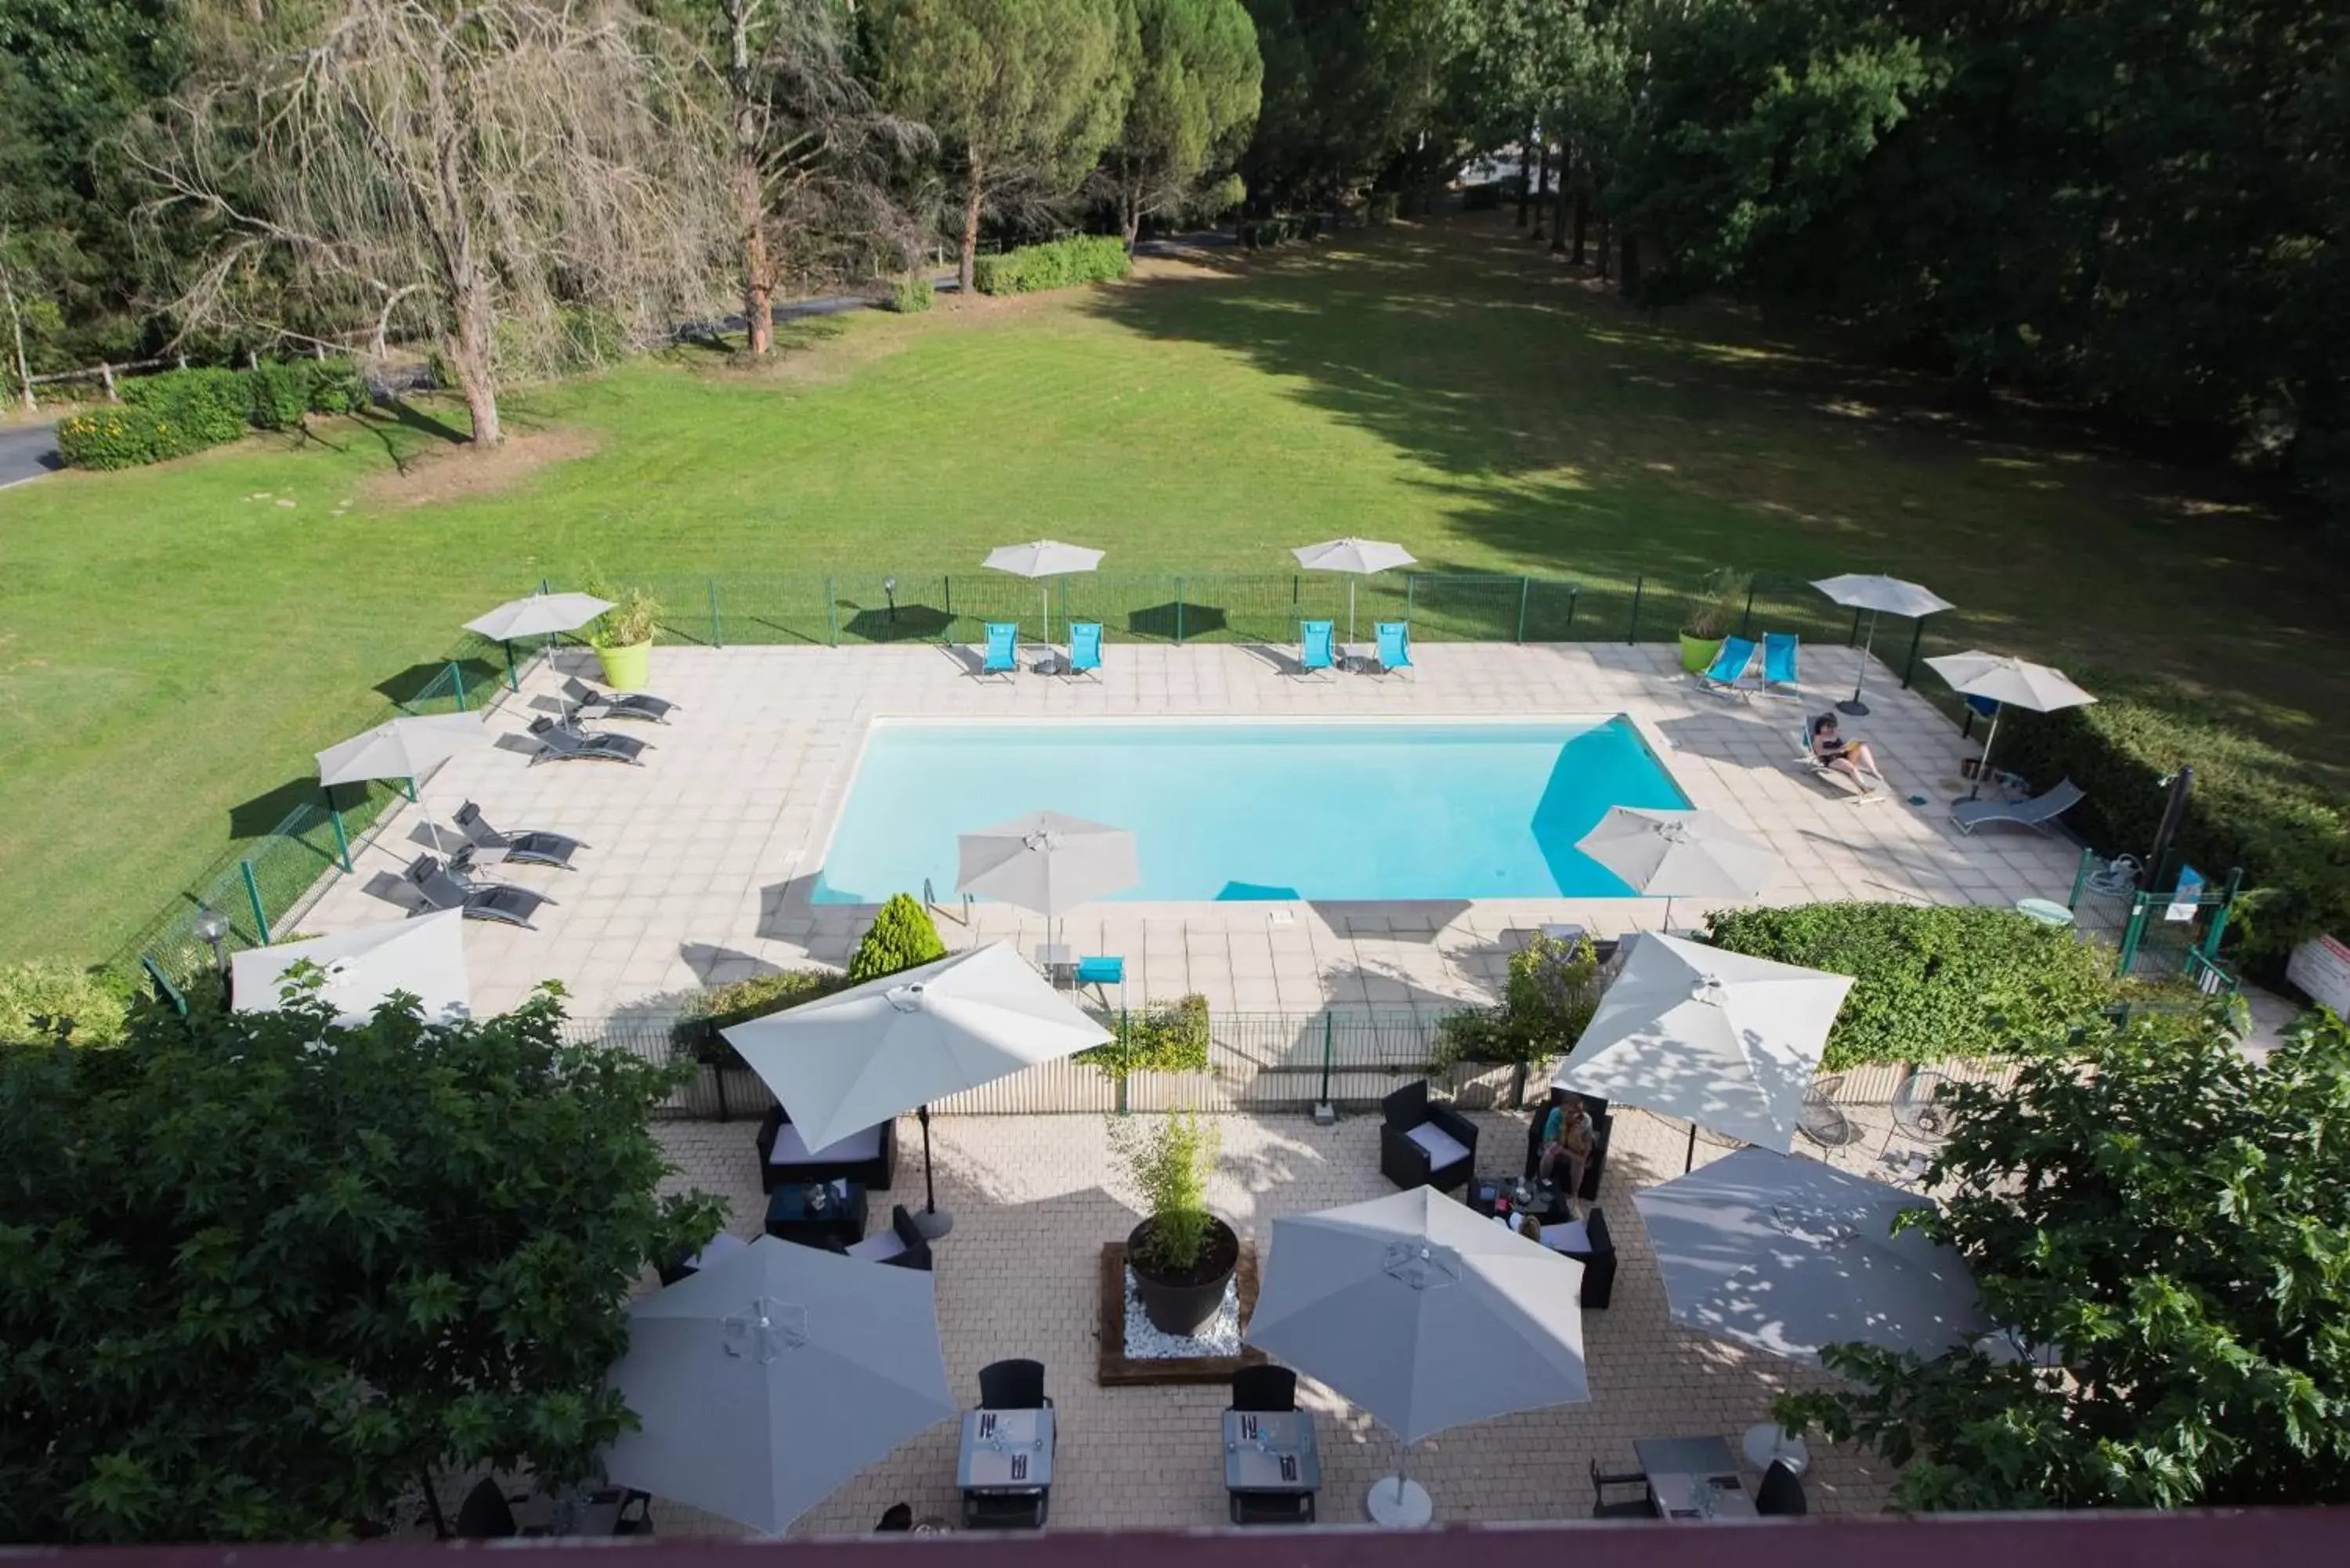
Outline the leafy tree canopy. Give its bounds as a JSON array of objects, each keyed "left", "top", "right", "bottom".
[{"left": 1097, "top": 0, "right": 1262, "bottom": 243}]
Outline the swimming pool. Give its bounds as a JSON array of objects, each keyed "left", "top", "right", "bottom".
[{"left": 812, "top": 717, "right": 1690, "bottom": 905}]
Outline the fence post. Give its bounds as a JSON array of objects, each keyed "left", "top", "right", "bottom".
[
  {"left": 1316, "top": 1012, "right": 1335, "bottom": 1113},
  {"left": 1176, "top": 578, "right": 1185, "bottom": 645},
  {"left": 1405, "top": 574, "right": 1415, "bottom": 620},
  {"left": 707, "top": 578, "right": 722, "bottom": 648},
  {"left": 1739, "top": 581, "right": 1757, "bottom": 639},
  {"left": 826, "top": 576, "right": 837, "bottom": 647},
  {"left": 2204, "top": 868, "right": 2244, "bottom": 961},
  {"left": 1517, "top": 576, "right": 1530, "bottom": 642},
  {"left": 447, "top": 660, "right": 465, "bottom": 712},
  {"left": 942, "top": 574, "right": 953, "bottom": 641},
  {"left": 504, "top": 639, "right": 520, "bottom": 693},
  {"left": 1566, "top": 585, "right": 1580, "bottom": 634},
  {"left": 1627, "top": 575, "right": 1644, "bottom": 643},
  {"left": 329, "top": 803, "right": 353, "bottom": 873},
  {"left": 2067, "top": 846, "right": 2092, "bottom": 910},
  {"left": 239, "top": 860, "right": 271, "bottom": 945},
  {"left": 1901, "top": 618, "right": 1925, "bottom": 688}
]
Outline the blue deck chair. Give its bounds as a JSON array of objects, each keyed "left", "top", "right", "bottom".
[
  {"left": 1297, "top": 619, "right": 1336, "bottom": 679},
  {"left": 1762, "top": 632, "right": 1799, "bottom": 695},
  {"left": 1373, "top": 621, "right": 1413, "bottom": 677},
  {"left": 1697, "top": 634, "right": 1759, "bottom": 697},
  {"left": 1065, "top": 621, "right": 1102, "bottom": 679},
  {"left": 977, "top": 620, "right": 1018, "bottom": 680}
]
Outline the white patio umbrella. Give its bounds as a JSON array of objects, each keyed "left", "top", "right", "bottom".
[
  {"left": 957, "top": 810, "right": 1139, "bottom": 953},
  {"left": 1575, "top": 806, "right": 1777, "bottom": 930},
  {"left": 1553, "top": 932, "right": 1853, "bottom": 1167},
  {"left": 982, "top": 540, "right": 1104, "bottom": 668},
  {"left": 1246, "top": 1186, "right": 1589, "bottom": 1526},
  {"left": 1810, "top": 573, "right": 1955, "bottom": 716},
  {"left": 1925, "top": 650, "right": 2096, "bottom": 801},
  {"left": 315, "top": 712, "right": 488, "bottom": 856},
  {"left": 465, "top": 591, "right": 614, "bottom": 692},
  {"left": 602, "top": 1236, "right": 954, "bottom": 1534},
  {"left": 230, "top": 909, "right": 471, "bottom": 1028},
  {"left": 722, "top": 942, "right": 1110, "bottom": 1238},
  {"left": 1633, "top": 1146, "right": 1986, "bottom": 1366},
  {"left": 1292, "top": 537, "right": 1417, "bottom": 659}
]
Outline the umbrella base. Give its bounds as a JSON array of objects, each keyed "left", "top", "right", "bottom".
[
  {"left": 1365, "top": 1478, "right": 1431, "bottom": 1527},
  {"left": 1835, "top": 698, "right": 1870, "bottom": 717},
  {"left": 913, "top": 1207, "right": 956, "bottom": 1241}
]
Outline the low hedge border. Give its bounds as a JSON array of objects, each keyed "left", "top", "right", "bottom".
[
  {"left": 60, "top": 359, "right": 369, "bottom": 470},
  {"left": 972, "top": 235, "right": 1132, "bottom": 296}
]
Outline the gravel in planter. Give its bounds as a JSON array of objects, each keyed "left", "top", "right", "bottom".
[{"left": 1122, "top": 1266, "right": 1241, "bottom": 1359}]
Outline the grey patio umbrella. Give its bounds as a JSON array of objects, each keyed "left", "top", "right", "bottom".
[
  {"left": 1925, "top": 650, "right": 2096, "bottom": 801},
  {"left": 956, "top": 810, "right": 1139, "bottom": 952},
  {"left": 1553, "top": 932, "right": 1852, "bottom": 1166},
  {"left": 983, "top": 539, "right": 1104, "bottom": 667},
  {"left": 465, "top": 591, "right": 614, "bottom": 692},
  {"left": 1574, "top": 806, "right": 1777, "bottom": 930},
  {"left": 230, "top": 909, "right": 471, "bottom": 1027},
  {"left": 602, "top": 1235, "right": 954, "bottom": 1534},
  {"left": 722, "top": 942, "right": 1111, "bottom": 1238},
  {"left": 1633, "top": 1146, "right": 1986, "bottom": 1366},
  {"left": 1246, "top": 1186, "right": 1590, "bottom": 1526},
  {"left": 1810, "top": 573, "right": 1955, "bottom": 716},
  {"left": 315, "top": 712, "right": 487, "bottom": 856},
  {"left": 1292, "top": 537, "right": 1417, "bottom": 659}
]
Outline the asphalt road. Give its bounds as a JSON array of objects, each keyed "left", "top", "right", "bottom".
[{"left": 0, "top": 421, "right": 60, "bottom": 489}]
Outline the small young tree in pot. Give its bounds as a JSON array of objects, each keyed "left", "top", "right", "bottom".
[
  {"left": 1113, "top": 1107, "right": 1236, "bottom": 1335},
  {"left": 1678, "top": 567, "right": 1751, "bottom": 672}
]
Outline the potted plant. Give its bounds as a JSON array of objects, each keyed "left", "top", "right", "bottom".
[
  {"left": 585, "top": 576, "right": 660, "bottom": 691},
  {"left": 1113, "top": 1108, "right": 1237, "bottom": 1335},
  {"left": 1677, "top": 567, "right": 1751, "bottom": 672},
  {"left": 1430, "top": 932, "right": 1600, "bottom": 1104}
]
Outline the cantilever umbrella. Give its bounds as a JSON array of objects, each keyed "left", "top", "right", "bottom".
[
  {"left": 1634, "top": 1146, "right": 1986, "bottom": 1366},
  {"left": 957, "top": 811, "right": 1139, "bottom": 953},
  {"left": 602, "top": 1236, "right": 955, "bottom": 1534},
  {"left": 464, "top": 591, "right": 613, "bottom": 692},
  {"left": 1924, "top": 650, "right": 2095, "bottom": 801},
  {"left": 1576, "top": 806, "right": 1777, "bottom": 931},
  {"left": 1292, "top": 537, "right": 1416, "bottom": 662},
  {"left": 1247, "top": 1186, "right": 1590, "bottom": 1526},
  {"left": 1553, "top": 932, "right": 1852, "bottom": 1168},
  {"left": 723, "top": 942, "right": 1110, "bottom": 1238},
  {"left": 1810, "top": 574, "right": 1955, "bottom": 716},
  {"left": 315, "top": 712, "right": 488, "bottom": 858},
  {"left": 982, "top": 540, "right": 1104, "bottom": 669},
  {"left": 230, "top": 909, "right": 471, "bottom": 1028}
]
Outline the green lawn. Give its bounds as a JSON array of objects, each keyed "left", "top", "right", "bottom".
[{"left": 3, "top": 215, "right": 2345, "bottom": 966}]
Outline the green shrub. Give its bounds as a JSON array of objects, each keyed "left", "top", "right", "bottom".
[
  {"left": 61, "top": 360, "right": 370, "bottom": 468},
  {"left": 247, "top": 360, "right": 314, "bottom": 430},
  {"left": 1432, "top": 933, "right": 1602, "bottom": 1069},
  {"left": 1994, "top": 697, "right": 2349, "bottom": 966},
  {"left": 884, "top": 274, "right": 935, "bottom": 313},
  {"left": 847, "top": 893, "right": 948, "bottom": 983},
  {"left": 1704, "top": 902, "right": 2116, "bottom": 1069},
  {"left": 56, "top": 406, "right": 202, "bottom": 469},
  {"left": 1078, "top": 994, "right": 1210, "bottom": 1081},
  {"left": 120, "top": 367, "right": 251, "bottom": 445},
  {"left": 670, "top": 968, "right": 851, "bottom": 1066},
  {"left": 0, "top": 959, "right": 132, "bottom": 1046},
  {"left": 1111, "top": 1107, "right": 1220, "bottom": 1273},
  {"left": 971, "top": 235, "right": 1132, "bottom": 296}
]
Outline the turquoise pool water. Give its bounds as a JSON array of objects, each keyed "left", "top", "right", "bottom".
[{"left": 812, "top": 717, "right": 1690, "bottom": 905}]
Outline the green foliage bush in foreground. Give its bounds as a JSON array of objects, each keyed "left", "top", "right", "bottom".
[
  {"left": 58, "top": 359, "right": 368, "bottom": 469},
  {"left": 1779, "top": 1003, "right": 2350, "bottom": 1510},
  {"left": 0, "top": 959, "right": 131, "bottom": 1046},
  {"left": 884, "top": 273, "right": 935, "bottom": 313},
  {"left": 847, "top": 893, "right": 949, "bottom": 982},
  {"left": 0, "top": 982, "right": 720, "bottom": 1541},
  {"left": 1705, "top": 902, "right": 2114, "bottom": 1069},
  {"left": 1996, "top": 697, "right": 2350, "bottom": 967},
  {"left": 1078, "top": 993, "right": 1211, "bottom": 1080},
  {"left": 971, "top": 235, "right": 1133, "bottom": 296}
]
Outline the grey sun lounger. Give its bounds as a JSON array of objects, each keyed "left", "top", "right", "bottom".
[
  {"left": 403, "top": 854, "right": 555, "bottom": 928},
  {"left": 1951, "top": 777, "right": 2084, "bottom": 836},
  {"left": 453, "top": 801, "right": 586, "bottom": 869},
  {"left": 562, "top": 676, "right": 678, "bottom": 724},
  {"left": 527, "top": 715, "right": 650, "bottom": 765}
]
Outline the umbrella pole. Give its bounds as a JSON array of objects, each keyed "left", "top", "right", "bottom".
[
  {"left": 1684, "top": 1119, "right": 1698, "bottom": 1173},
  {"left": 1839, "top": 610, "right": 1878, "bottom": 716},
  {"left": 1965, "top": 708, "right": 2004, "bottom": 803},
  {"left": 1040, "top": 583, "right": 1051, "bottom": 670},
  {"left": 1368, "top": 1436, "right": 1431, "bottom": 1526},
  {"left": 1347, "top": 579, "right": 1358, "bottom": 667},
  {"left": 914, "top": 1104, "right": 954, "bottom": 1240}
]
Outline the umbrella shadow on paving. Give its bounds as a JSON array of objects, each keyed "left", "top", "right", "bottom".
[
  {"left": 1126, "top": 601, "right": 1227, "bottom": 641},
  {"left": 228, "top": 776, "right": 342, "bottom": 840},
  {"left": 1309, "top": 901, "right": 1472, "bottom": 942},
  {"left": 841, "top": 604, "right": 955, "bottom": 643},
  {"left": 1529, "top": 728, "right": 1693, "bottom": 894}
]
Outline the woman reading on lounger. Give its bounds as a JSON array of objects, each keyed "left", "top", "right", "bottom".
[{"left": 1811, "top": 714, "right": 1888, "bottom": 791}]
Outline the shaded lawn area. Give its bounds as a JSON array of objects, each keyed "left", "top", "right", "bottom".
[{"left": 1, "top": 216, "right": 2343, "bottom": 965}]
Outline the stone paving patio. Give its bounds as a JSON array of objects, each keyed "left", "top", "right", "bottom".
[
  {"left": 297, "top": 639, "right": 2088, "bottom": 1025},
  {"left": 648, "top": 1102, "right": 1912, "bottom": 1536}
]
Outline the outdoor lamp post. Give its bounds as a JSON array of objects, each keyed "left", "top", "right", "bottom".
[
  {"left": 884, "top": 575, "right": 898, "bottom": 623},
  {"left": 193, "top": 903, "right": 230, "bottom": 993}
]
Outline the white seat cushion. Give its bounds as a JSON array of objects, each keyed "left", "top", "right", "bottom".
[
  {"left": 845, "top": 1230, "right": 909, "bottom": 1263},
  {"left": 1403, "top": 1121, "right": 1470, "bottom": 1170},
  {"left": 1539, "top": 1220, "right": 1593, "bottom": 1254},
  {"left": 768, "top": 1120, "right": 885, "bottom": 1166}
]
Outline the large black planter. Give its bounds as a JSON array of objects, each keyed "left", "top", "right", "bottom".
[{"left": 1127, "top": 1216, "right": 1239, "bottom": 1336}]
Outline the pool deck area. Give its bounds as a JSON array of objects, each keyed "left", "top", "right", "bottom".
[{"left": 297, "top": 638, "right": 2089, "bottom": 1026}]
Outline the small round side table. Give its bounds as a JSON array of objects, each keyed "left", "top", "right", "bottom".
[{"left": 1744, "top": 1423, "right": 1810, "bottom": 1476}]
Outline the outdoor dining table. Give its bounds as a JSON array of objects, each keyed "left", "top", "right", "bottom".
[
  {"left": 957, "top": 1407, "right": 1056, "bottom": 1492},
  {"left": 1635, "top": 1436, "right": 1756, "bottom": 1523},
  {"left": 1222, "top": 1410, "right": 1320, "bottom": 1495}
]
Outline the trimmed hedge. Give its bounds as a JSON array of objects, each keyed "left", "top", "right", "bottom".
[
  {"left": 884, "top": 274, "right": 935, "bottom": 313},
  {"left": 669, "top": 968, "right": 851, "bottom": 1067},
  {"left": 1076, "top": 994, "right": 1210, "bottom": 1081},
  {"left": 1705, "top": 902, "right": 2115, "bottom": 1070},
  {"left": 61, "top": 359, "right": 369, "bottom": 469},
  {"left": 971, "top": 235, "right": 1131, "bottom": 296},
  {"left": 1995, "top": 698, "right": 2350, "bottom": 965},
  {"left": 847, "top": 893, "right": 948, "bottom": 982}
]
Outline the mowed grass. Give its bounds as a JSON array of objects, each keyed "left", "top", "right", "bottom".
[{"left": 2, "top": 215, "right": 2345, "bottom": 964}]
